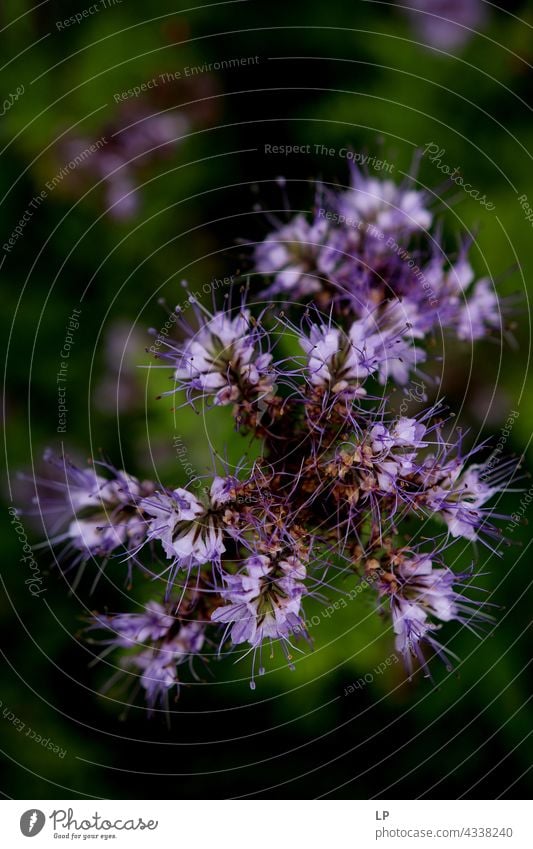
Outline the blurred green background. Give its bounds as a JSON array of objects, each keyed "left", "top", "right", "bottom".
[{"left": 1, "top": 0, "right": 532, "bottom": 798}]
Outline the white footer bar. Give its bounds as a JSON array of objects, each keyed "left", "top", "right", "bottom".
[{"left": 1, "top": 799, "right": 530, "bottom": 848}]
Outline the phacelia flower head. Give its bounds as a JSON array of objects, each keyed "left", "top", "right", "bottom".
[
  {"left": 251, "top": 169, "right": 504, "bottom": 363},
  {"left": 456, "top": 278, "right": 501, "bottom": 341},
  {"left": 162, "top": 305, "right": 275, "bottom": 408},
  {"left": 18, "top": 158, "right": 517, "bottom": 707},
  {"left": 33, "top": 451, "right": 152, "bottom": 559},
  {"left": 336, "top": 170, "right": 432, "bottom": 237},
  {"left": 92, "top": 601, "right": 175, "bottom": 648},
  {"left": 139, "top": 486, "right": 225, "bottom": 569},
  {"left": 401, "top": 0, "right": 487, "bottom": 52},
  {"left": 255, "top": 214, "right": 330, "bottom": 298},
  {"left": 90, "top": 602, "right": 206, "bottom": 710},
  {"left": 424, "top": 462, "right": 503, "bottom": 542},
  {"left": 378, "top": 553, "right": 489, "bottom": 676},
  {"left": 300, "top": 321, "right": 379, "bottom": 394},
  {"left": 131, "top": 621, "right": 206, "bottom": 709}
]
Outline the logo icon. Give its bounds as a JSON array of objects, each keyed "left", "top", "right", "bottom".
[{"left": 20, "top": 810, "right": 46, "bottom": 837}]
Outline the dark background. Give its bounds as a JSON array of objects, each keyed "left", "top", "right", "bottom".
[{"left": 1, "top": 0, "right": 532, "bottom": 798}]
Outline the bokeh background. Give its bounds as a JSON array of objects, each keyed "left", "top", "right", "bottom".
[{"left": 1, "top": 0, "right": 532, "bottom": 799}]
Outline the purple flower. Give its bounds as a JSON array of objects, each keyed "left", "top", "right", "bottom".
[
  {"left": 300, "top": 321, "right": 379, "bottom": 393},
  {"left": 425, "top": 463, "right": 501, "bottom": 541},
  {"left": 211, "top": 553, "right": 308, "bottom": 682},
  {"left": 90, "top": 603, "right": 205, "bottom": 709},
  {"left": 34, "top": 452, "right": 150, "bottom": 558},
  {"left": 255, "top": 215, "right": 329, "bottom": 298},
  {"left": 401, "top": 0, "right": 487, "bottom": 52},
  {"left": 62, "top": 110, "right": 188, "bottom": 220},
  {"left": 300, "top": 310, "right": 427, "bottom": 393},
  {"left": 336, "top": 172, "right": 432, "bottom": 237},
  {"left": 209, "top": 475, "right": 241, "bottom": 507},
  {"left": 168, "top": 308, "right": 275, "bottom": 406},
  {"left": 379, "top": 554, "right": 488, "bottom": 675},
  {"left": 324, "top": 414, "right": 430, "bottom": 503},
  {"left": 132, "top": 620, "right": 205, "bottom": 708},
  {"left": 370, "top": 416, "right": 428, "bottom": 477},
  {"left": 18, "top": 159, "right": 517, "bottom": 704},
  {"left": 456, "top": 278, "right": 501, "bottom": 341},
  {"left": 132, "top": 650, "right": 180, "bottom": 707},
  {"left": 91, "top": 602, "right": 175, "bottom": 648},
  {"left": 139, "top": 487, "right": 225, "bottom": 566},
  {"left": 251, "top": 171, "right": 504, "bottom": 360}
]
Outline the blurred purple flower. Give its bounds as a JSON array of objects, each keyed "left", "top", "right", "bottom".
[{"left": 401, "top": 0, "right": 487, "bottom": 51}]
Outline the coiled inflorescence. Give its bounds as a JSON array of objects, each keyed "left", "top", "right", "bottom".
[{"left": 24, "top": 166, "right": 515, "bottom": 710}]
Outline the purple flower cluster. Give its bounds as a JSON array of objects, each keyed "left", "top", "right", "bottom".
[
  {"left": 90, "top": 602, "right": 206, "bottom": 710},
  {"left": 212, "top": 553, "right": 308, "bottom": 687},
  {"left": 159, "top": 305, "right": 275, "bottom": 407},
  {"left": 399, "top": 0, "right": 487, "bottom": 52},
  {"left": 101, "top": 112, "right": 185, "bottom": 220},
  {"left": 22, "top": 168, "right": 515, "bottom": 711},
  {"left": 377, "top": 551, "right": 492, "bottom": 676},
  {"left": 34, "top": 450, "right": 153, "bottom": 560},
  {"left": 62, "top": 108, "right": 185, "bottom": 220},
  {"left": 254, "top": 167, "right": 502, "bottom": 354}
]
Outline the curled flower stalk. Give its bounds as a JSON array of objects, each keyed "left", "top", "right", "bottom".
[{"left": 19, "top": 165, "right": 517, "bottom": 712}]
